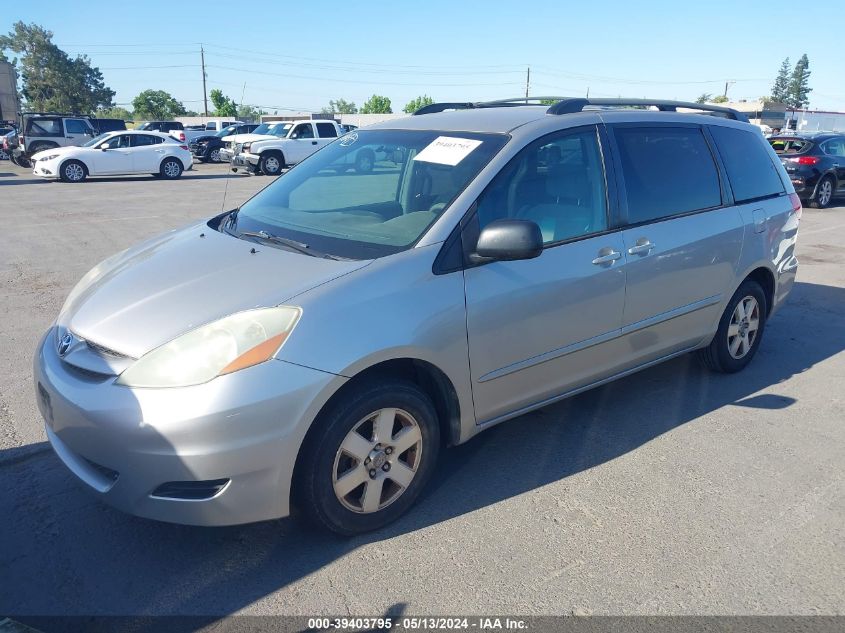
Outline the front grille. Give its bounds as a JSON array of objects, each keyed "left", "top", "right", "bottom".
[
  {"left": 86, "top": 340, "right": 129, "bottom": 359},
  {"left": 151, "top": 479, "right": 230, "bottom": 500}
]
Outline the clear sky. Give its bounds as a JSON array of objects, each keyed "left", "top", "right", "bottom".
[{"left": 5, "top": 0, "right": 842, "bottom": 113}]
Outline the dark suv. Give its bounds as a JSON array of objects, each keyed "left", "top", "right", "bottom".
[
  {"left": 190, "top": 123, "right": 259, "bottom": 162},
  {"left": 769, "top": 132, "right": 845, "bottom": 208}
]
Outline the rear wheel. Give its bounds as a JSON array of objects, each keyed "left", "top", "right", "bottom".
[
  {"left": 258, "top": 152, "right": 284, "bottom": 176},
  {"left": 160, "top": 157, "right": 183, "bottom": 179},
  {"left": 59, "top": 160, "right": 87, "bottom": 183},
  {"left": 698, "top": 279, "right": 767, "bottom": 373},
  {"left": 295, "top": 379, "right": 440, "bottom": 535},
  {"left": 810, "top": 176, "right": 834, "bottom": 209}
]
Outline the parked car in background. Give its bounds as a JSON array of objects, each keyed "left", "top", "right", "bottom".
[
  {"left": 136, "top": 121, "right": 184, "bottom": 133},
  {"left": 182, "top": 120, "right": 242, "bottom": 144},
  {"left": 90, "top": 118, "right": 127, "bottom": 135},
  {"left": 30, "top": 130, "right": 192, "bottom": 182},
  {"left": 12, "top": 113, "right": 97, "bottom": 167},
  {"left": 769, "top": 132, "right": 845, "bottom": 208},
  {"left": 0, "top": 123, "right": 15, "bottom": 159},
  {"left": 34, "top": 98, "right": 800, "bottom": 535},
  {"left": 190, "top": 123, "right": 259, "bottom": 163},
  {"left": 234, "top": 119, "right": 342, "bottom": 175},
  {"left": 218, "top": 121, "right": 294, "bottom": 163}
]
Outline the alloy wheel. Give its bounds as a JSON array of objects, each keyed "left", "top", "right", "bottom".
[
  {"left": 209, "top": 148, "right": 221, "bottom": 162},
  {"left": 65, "top": 163, "right": 85, "bottom": 182},
  {"left": 332, "top": 408, "right": 423, "bottom": 514},
  {"left": 727, "top": 296, "right": 760, "bottom": 359},
  {"left": 818, "top": 179, "right": 833, "bottom": 206},
  {"left": 163, "top": 160, "right": 181, "bottom": 178}
]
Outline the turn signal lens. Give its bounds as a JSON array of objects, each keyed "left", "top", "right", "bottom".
[{"left": 789, "top": 193, "right": 802, "bottom": 220}]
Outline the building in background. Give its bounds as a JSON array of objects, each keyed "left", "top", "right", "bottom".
[
  {"left": 0, "top": 61, "right": 20, "bottom": 122},
  {"left": 724, "top": 99, "right": 788, "bottom": 129}
]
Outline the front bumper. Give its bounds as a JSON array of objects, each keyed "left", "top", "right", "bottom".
[
  {"left": 34, "top": 328, "right": 345, "bottom": 526},
  {"left": 219, "top": 148, "right": 235, "bottom": 162},
  {"left": 32, "top": 159, "right": 59, "bottom": 178},
  {"left": 231, "top": 152, "right": 260, "bottom": 173}
]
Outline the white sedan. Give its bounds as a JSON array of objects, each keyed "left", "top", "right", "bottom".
[{"left": 31, "top": 130, "right": 193, "bottom": 183}]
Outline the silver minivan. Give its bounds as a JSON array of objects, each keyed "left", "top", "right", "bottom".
[{"left": 34, "top": 98, "right": 801, "bottom": 534}]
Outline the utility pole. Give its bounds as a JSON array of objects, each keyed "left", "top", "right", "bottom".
[
  {"left": 201, "top": 45, "right": 208, "bottom": 117},
  {"left": 723, "top": 80, "right": 735, "bottom": 100},
  {"left": 525, "top": 67, "right": 530, "bottom": 102}
]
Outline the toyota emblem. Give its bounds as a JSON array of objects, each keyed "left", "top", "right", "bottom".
[{"left": 58, "top": 332, "right": 74, "bottom": 356}]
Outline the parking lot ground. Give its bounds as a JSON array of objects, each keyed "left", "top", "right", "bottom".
[{"left": 1, "top": 162, "right": 844, "bottom": 617}]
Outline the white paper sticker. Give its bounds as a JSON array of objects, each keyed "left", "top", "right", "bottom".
[{"left": 414, "top": 136, "right": 483, "bottom": 166}]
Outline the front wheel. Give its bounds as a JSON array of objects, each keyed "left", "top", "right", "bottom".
[
  {"left": 698, "top": 279, "right": 767, "bottom": 373},
  {"left": 258, "top": 152, "right": 284, "bottom": 176},
  {"left": 810, "top": 176, "right": 834, "bottom": 209},
  {"left": 208, "top": 148, "right": 221, "bottom": 163},
  {"left": 59, "top": 160, "right": 87, "bottom": 183},
  {"left": 160, "top": 157, "right": 183, "bottom": 179},
  {"left": 295, "top": 379, "right": 441, "bottom": 535}
]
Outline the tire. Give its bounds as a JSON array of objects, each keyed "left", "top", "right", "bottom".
[
  {"left": 208, "top": 148, "right": 221, "bottom": 163},
  {"left": 296, "top": 379, "right": 441, "bottom": 535},
  {"left": 0, "top": 149, "right": 8, "bottom": 160},
  {"left": 354, "top": 149, "right": 375, "bottom": 173},
  {"left": 698, "top": 279, "right": 767, "bottom": 373},
  {"left": 59, "top": 159, "right": 87, "bottom": 183},
  {"left": 159, "top": 157, "right": 183, "bottom": 179},
  {"left": 809, "top": 175, "right": 835, "bottom": 209},
  {"left": 258, "top": 152, "right": 284, "bottom": 176}
]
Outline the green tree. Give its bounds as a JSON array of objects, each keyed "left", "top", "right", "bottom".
[
  {"left": 695, "top": 93, "right": 713, "bottom": 104},
  {"left": 770, "top": 57, "right": 790, "bottom": 103},
  {"left": 210, "top": 88, "right": 237, "bottom": 117},
  {"left": 96, "top": 106, "right": 132, "bottom": 120},
  {"left": 712, "top": 95, "right": 729, "bottom": 104},
  {"left": 403, "top": 95, "right": 434, "bottom": 114},
  {"left": 322, "top": 98, "right": 358, "bottom": 114},
  {"left": 360, "top": 94, "right": 392, "bottom": 114},
  {"left": 237, "top": 103, "right": 266, "bottom": 120},
  {"left": 0, "top": 22, "right": 114, "bottom": 113},
  {"left": 132, "top": 89, "right": 187, "bottom": 120},
  {"left": 786, "top": 54, "right": 811, "bottom": 110}
]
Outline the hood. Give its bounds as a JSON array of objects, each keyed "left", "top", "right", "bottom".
[
  {"left": 192, "top": 135, "right": 219, "bottom": 143},
  {"left": 222, "top": 133, "right": 285, "bottom": 144},
  {"left": 64, "top": 223, "right": 370, "bottom": 359},
  {"left": 31, "top": 146, "right": 76, "bottom": 160}
]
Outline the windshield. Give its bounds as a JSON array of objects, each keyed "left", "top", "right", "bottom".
[
  {"left": 216, "top": 125, "right": 239, "bottom": 137},
  {"left": 769, "top": 137, "right": 813, "bottom": 154},
  {"left": 226, "top": 129, "right": 508, "bottom": 259},
  {"left": 264, "top": 123, "right": 292, "bottom": 137},
  {"left": 136, "top": 122, "right": 152, "bottom": 130},
  {"left": 83, "top": 133, "right": 113, "bottom": 147}
]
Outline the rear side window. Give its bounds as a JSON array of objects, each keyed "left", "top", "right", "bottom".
[
  {"left": 710, "top": 126, "right": 784, "bottom": 203},
  {"left": 26, "top": 118, "right": 62, "bottom": 136},
  {"left": 821, "top": 138, "right": 845, "bottom": 157},
  {"left": 65, "top": 119, "right": 91, "bottom": 135},
  {"left": 316, "top": 122, "right": 338, "bottom": 138},
  {"left": 614, "top": 127, "right": 721, "bottom": 224},
  {"left": 131, "top": 134, "right": 160, "bottom": 147}
]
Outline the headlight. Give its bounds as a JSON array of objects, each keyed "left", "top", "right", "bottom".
[
  {"left": 40, "top": 154, "right": 60, "bottom": 161},
  {"left": 116, "top": 307, "right": 301, "bottom": 388},
  {"left": 243, "top": 142, "right": 252, "bottom": 153}
]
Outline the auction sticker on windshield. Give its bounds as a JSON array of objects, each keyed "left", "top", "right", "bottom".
[{"left": 414, "top": 136, "right": 482, "bottom": 166}]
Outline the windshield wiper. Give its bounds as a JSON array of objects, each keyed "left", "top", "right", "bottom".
[{"left": 239, "top": 230, "right": 344, "bottom": 260}]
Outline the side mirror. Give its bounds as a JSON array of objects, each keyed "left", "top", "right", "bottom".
[{"left": 473, "top": 219, "right": 543, "bottom": 262}]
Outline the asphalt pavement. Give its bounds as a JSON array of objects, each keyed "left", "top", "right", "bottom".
[{"left": 1, "top": 161, "right": 843, "bottom": 618}]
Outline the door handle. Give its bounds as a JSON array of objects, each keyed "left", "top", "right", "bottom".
[
  {"left": 833, "top": 163, "right": 840, "bottom": 168},
  {"left": 311, "top": 141, "right": 318, "bottom": 145},
  {"left": 627, "top": 239, "right": 655, "bottom": 256},
  {"left": 592, "top": 250, "right": 622, "bottom": 265}
]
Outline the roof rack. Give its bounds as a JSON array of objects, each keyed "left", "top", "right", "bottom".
[
  {"left": 413, "top": 97, "right": 748, "bottom": 122},
  {"left": 19, "top": 111, "right": 92, "bottom": 118}
]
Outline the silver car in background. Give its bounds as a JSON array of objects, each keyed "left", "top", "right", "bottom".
[{"left": 34, "top": 98, "right": 800, "bottom": 534}]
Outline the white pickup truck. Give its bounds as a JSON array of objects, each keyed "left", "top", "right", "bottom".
[{"left": 229, "top": 119, "right": 342, "bottom": 175}]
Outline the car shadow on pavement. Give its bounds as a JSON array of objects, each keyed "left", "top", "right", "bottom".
[{"left": 3, "top": 280, "right": 844, "bottom": 621}]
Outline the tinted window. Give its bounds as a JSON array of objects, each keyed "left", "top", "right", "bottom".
[
  {"left": 476, "top": 127, "right": 608, "bottom": 244},
  {"left": 769, "top": 137, "right": 812, "bottom": 154},
  {"left": 65, "top": 119, "right": 91, "bottom": 135},
  {"left": 291, "top": 124, "right": 314, "bottom": 139},
  {"left": 316, "top": 122, "right": 338, "bottom": 138},
  {"left": 710, "top": 126, "right": 784, "bottom": 203},
  {"left": 26, "top": 118, "right": 62, "bottom": 136},
  {"left": 131, "top": 134, "right": 158, "bottom": 147},
  {"left": 822, "top": 138, "right": 845, "bottom": 157},
  {"left": 615, "top": 127, "right": 721, "bottom": 223}
]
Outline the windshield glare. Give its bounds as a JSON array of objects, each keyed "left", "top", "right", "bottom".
[
  {"left": 83, "top": 133, "right": 113, "bottom": 147},
  {"left": 228, "top": 129, "right": 507, "bottom": 259},
  {"left": 217, "top": 126, "right": 238, "bottom": 137}
]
